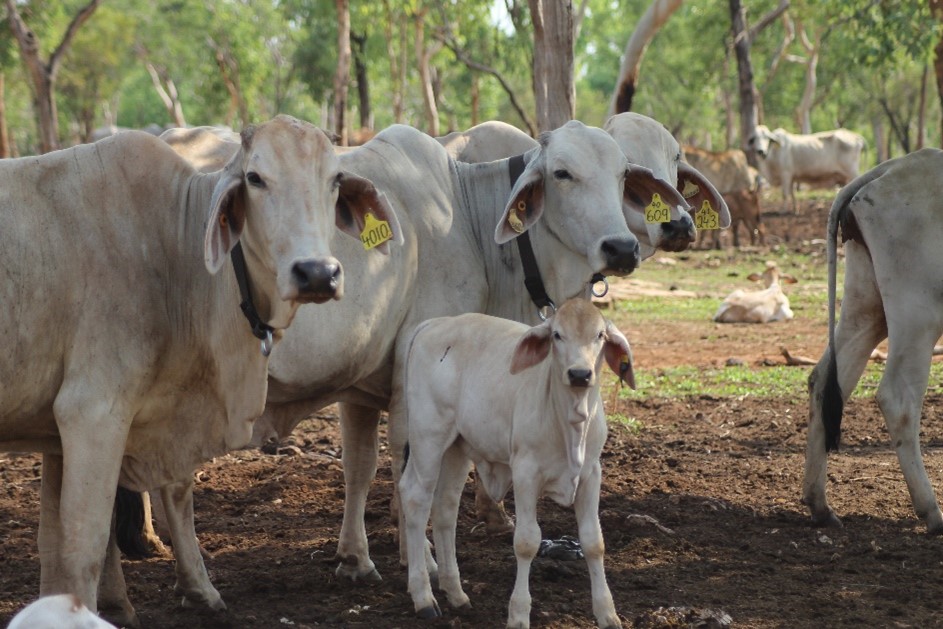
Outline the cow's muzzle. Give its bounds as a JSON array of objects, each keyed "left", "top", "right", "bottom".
[
  {"left": 291, "top": 259, "right": 342, "bottom": 303},
  {"left": 600, "top": 237, "right": 640, "bottom": 275},
  {"left": 659, "top": 215, "right": 696, "bottom": 252},
  {"left": 567, "top": 368, "right": 593, "bottom": 388}
]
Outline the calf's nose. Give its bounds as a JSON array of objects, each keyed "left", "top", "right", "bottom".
[
  {"left": 601, "top": 237, "right": 640, "bottom": 275},
  {"left": 291, "top": 259, "right": 342, "bottom": 303},
  {"left": 567, "top": 368, "right": 593, "bottom": 388}
]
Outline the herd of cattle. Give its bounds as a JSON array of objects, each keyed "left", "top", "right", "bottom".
[{"left": 5, "top": 109, "right": 941, "bottom": 629}]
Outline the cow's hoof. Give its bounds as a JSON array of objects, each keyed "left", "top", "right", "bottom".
[
  {"left": 810, "top": 510, "right": 843, "bottom": 529},
  {"left": 99, "top": 606, "right": 140, "bottom": 629},
  {"left": 927, "top": 523, "right": 943, "bottom": 536},
  {"left": 335, "top": 562, "right": 383, "bottom": 584},
  {"left": 417, "top": 602, "right": 442, "bottom": 619}
]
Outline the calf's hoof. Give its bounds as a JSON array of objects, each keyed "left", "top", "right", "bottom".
[
  {"left": 417, "top": 601, "right": 442, "bottom": 619},
  {"left": 335, "top": 557, "right": 383, "bottom": 584},
  {"left": 99, "top": 606, "right": 140, "bottom": 629}
]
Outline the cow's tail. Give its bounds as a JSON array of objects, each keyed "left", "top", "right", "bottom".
[
  {"left": 114, "top": 487, "right": 154, "bottom": 559},
  {"left": 821, "top": 161, "right": 891, "bottom": 451}
]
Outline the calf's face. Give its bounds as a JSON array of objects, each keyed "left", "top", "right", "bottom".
[{"left": 510, "top": 299, "right": 636, "bottom": 399}]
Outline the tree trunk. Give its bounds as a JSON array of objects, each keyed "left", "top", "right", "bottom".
[
  {"left": 932, "top": 0, "right": 943, "bottom": 147},
  {"left": 145, "top": 63, "right": 186, "bottom": 127},
  {"left": 918, "top": 63, "right": 928, "bottom": 150},
  {"left": 5, "top": 0, "right": 102, "bottom": 153},
  {"left": 334, "top": 0, "right": 351, "bottom": 145},
  {"left": 528, "top": 0, "right": 574, "bottom": 132},
  {"left": 608, "top": 0, "right": 684, "bottom": 117},
  {"left": 794, "top": 24, "right": 818, "bottom": 134},
  {"left": 0, "top": 72, "right": 9, "bottom": 158},
  {"left": 414, "top": 10, "right": 441, "bottom": 136},
  {"left": 729, "top": 0, "right": 759, "bottom": 166},
  {"left": 471, "top": 72, "right": 480, "bottom": 127},
  {"left": 210, "top": 40, "right": 248, "bottom": 129},
  {"left": 352, "top": 32, "right": 371, "bottom": 130},
  {"left": 872, "top": 115, "right": 887, "bottom": 163},
  {"left": 381, "top": 0, "right": 405, "bottom": 124}
]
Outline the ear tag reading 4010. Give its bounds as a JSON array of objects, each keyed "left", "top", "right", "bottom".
[
  {"left": 360, "top": 213, "right": 393, "bottom": 250},
  {"left": 644, "top": 193, "right": 671, "bottom": 224},
  {"left": 695, "top": 200, "right": 720, "bottom": 230}
]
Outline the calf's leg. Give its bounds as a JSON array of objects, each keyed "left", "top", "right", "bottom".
[
  {"left": 575, "top": 461, "right": 621, "bottom": 629},
  {"left": 507, "top": 471, "right": 540, "bottom": 629},
  {"left": 431, "top": 446, "right": 472, "bottom": 609}
]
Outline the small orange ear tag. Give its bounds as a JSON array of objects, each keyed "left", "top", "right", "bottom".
[
  {"left": 508, "top": 201, "right": 526, "bottom": 233},
  {"left": 681, "top": 180, "right": 700, "bottom": 199},
  {"left": 360, "top": 212, "right": 393, "bottom": 250},
  {"left": 645, "top": 193, "right": 671, "bottom": 224},
  {"left": 694, "top": 200, "right": 720, "bottom": 230},
  {"left": 219, "top": 214, "right": 229, "bottom": 228}
]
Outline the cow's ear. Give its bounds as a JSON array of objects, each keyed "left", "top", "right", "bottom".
[
  {"left": 747, "top": 272, "right": 763, "bottom": 282},
  {"left": 622, "top": 163, "right": 689, "bottom": 221},
  {"left": 336, "top": 173, "right": 403, "bottom": 255},
  {"left": 496, "top": 157, "right": 545, "bottom": 244},
  {"left": 510, "top": 321, "right": 552, "bottom": 374},
  {"left": 204, "top": 172, "right": 246, "bottom": 274},
  {"left": 603, "top": 321, "right": 635, "bottom": 389},
  {"left": 677, "top": 162, "right": 731, "bottom": 229}
]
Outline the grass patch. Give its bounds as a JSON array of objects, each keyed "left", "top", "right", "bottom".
[{"left": 608, "top": 412, "right": 644, "bottom": 433}]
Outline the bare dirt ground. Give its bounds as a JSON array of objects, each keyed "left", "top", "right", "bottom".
[{"left": 4, "top": 196, "right": 943, "bottom": 628}]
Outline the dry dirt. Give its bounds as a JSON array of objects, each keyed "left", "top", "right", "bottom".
[{"left": 4, "top": 197, "right": 943, "bottom": 629}]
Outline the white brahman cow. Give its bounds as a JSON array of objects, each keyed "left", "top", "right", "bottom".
[
  {"left": 0, "top": 115, "right": 398, "bottom": 626},
  {"left": 747, "top": 124, "right": 865, "bottom": 213},
  {"left": 713, "top": 261, "right": 797, "bottom": 323},
  {"left": 7, "top": 595, "right": 117, "bottom": 629},
  {"left": 104, "top": 121, "right": 688, "bottom": 612},
  {"left": 682, "top": 145, "right": 765, "bottom": 248},
  {"left": 805, "top": 148, "right": 943, "bottom": 533},
  {"left": 399, "top": 298, "right": 632, "bottom": 628}
]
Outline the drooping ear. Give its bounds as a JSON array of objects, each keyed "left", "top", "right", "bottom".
[
  {"left": 495, "top": 155, "right": 545, "bottom": 244},
  {"left": 781, "top": 274, "right": 799, "bottom": 285},
  {"left": 622, "top": 163, "right": 689, "bottom": 222},
  {"left": 510, "top": 321, "right": 552, "bottom": 374},
  {"left": 747, "top": 272, "right": 763, "bottom": 282},
  {"left": 677, "top": 162, "right": 731, "bottom": 229},
  {"left": 336, "top": 173, "right": 403, "bottom": 255},
  {"left": 204, "top": 171, "right": 246, "bottom": 274},
  {"left": 603, "top": 320, "right": 635, "bottom": 389}
]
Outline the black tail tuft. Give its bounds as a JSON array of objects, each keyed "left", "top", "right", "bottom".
[
  {"left": 114, "top": 487, "right": 153, "bottom": 559},
  {"left": 822, "top": 350, "right": 844, "bottom": 452},
  {"left": 401, "top": 442, "right": 410, "bottom": 474}
]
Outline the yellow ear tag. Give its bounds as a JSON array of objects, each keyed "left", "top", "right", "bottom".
[
  {"left": 681, "top": 179, "right": 700, "bottom": 199},
  {"left": 644, "top": 193, "right": 671, "bottom": 224},
  {"left": 507, "top": 201, "right": 526, "bottom": 233},
  {"left": 695, "top": 200, "right": 720, "bottom": 230},
  {"left": 360, "top": 212, "right": 393, "bottom": 250}
]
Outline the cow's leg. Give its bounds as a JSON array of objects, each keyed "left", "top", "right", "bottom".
[
  {"left": 159, "top": 479, "right": 225, "bottom": 610},
  {"left": 574, "top": 460, "right": 620, "bottom": 629},
  {"left": 335, "top": 402, "right": 382, "bottom": 582},
  {"left": 473, "top": 477, "right": 515, "bottom": 534},
  {"left": 38, "top": 454, "right": 65, "bottom": 596},
  {"left": 399, "top": 441, "right": 443, "bottom": 618},
  {"left": 50, "top": 389, "right": 133, "bottom": 613},
  {"left": 879, "top": 317, "right": 943, "bottom": 533},
  {"left": 99, "top": 510, "right": 139, "bottom": 628},
  {"left": 507, "top": 467, "right": 540, "bottom": 629},
  {"left": 431, "top": 445, "right": 471, "bottom": 609},
  {"left": 803, "top": 245, "right": 886, "bottom": 526}
]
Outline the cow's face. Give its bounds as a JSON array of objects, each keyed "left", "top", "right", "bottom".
[
  {"left": 203, "top": 115, "right": 400, "bottom": 327},
  {"left": 748, "top": 125, "right": 777, "bottom": 158}
]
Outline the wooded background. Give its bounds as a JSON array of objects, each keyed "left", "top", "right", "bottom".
[{"left": 2, "top": 0, "right": 941, "bottom": 165}]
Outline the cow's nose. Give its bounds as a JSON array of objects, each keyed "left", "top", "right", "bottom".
[
  {"left": 291, "top": 260, "right": 341, "bottom": 302},
  {"left": 660, "top": 215, "right": 696, "bottom": 251},
  {"left": 601, "top": 237, "right": 639, "bottom": 275},
  {"left": 567, "top": 368, "right": 593, "bottom": 388}
]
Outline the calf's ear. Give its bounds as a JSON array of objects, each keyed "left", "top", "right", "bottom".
[
  {"left": 677, "top": 163, "right": 731, "bottom": 229},
  {"left": 603, "top": 321, "right": 635, "bottom": 389},
  {"left": 204, "top": 172, "right": 246, "bottom": 274},
  {"left": 336, "top": 173, "right": 403, "bottom": 255},
  {"left": 510, "top": 321, "right": 552, "bottom": 374}
]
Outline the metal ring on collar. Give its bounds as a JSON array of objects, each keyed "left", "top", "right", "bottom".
[
  {"left": 261, "top": 330, "right": 274, "bottom": 357},
  {"left": 591, "top": 276, "right": 610, "bottom": 298},
  {"left": 537, "top": 301, "right": 557, "bottom": 321}
]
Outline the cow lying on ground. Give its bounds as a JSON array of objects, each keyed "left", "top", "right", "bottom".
[
  {"left": 713, "top": 261, "right": 797, "bottom": 323},
  {"left": 805, "top": 148, "right": 943, "bottom": 533},
  {"left": 399, "top": 298, "right": 632, "bottom": 628},
  {"left": 7, "top": 594, "right": 117, "bottom": 629},
  {"left": 682, "top": 145, "right": 765, "bottom": 248},
  {"left": 105, "top": 120, "right": 688, "bottom": 612},
  {"left": 0, "top": 115, "right": 398, "bottom": 626},
  {"left": 748, "top": 124, "right": 865, "bottom": 213}
]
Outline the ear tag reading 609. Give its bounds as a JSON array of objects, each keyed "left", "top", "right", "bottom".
[
  {"left": 644, "top": 193, "right": 671, "bottom": 224},
  {"left": 360, "top": 212, "right": 393, "bottom": 250},
  {"left": 695, "top": 200, "right": 720, "bottom": 230}
]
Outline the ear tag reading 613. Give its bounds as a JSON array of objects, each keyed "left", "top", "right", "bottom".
[
  {"left": 360, "top": 212, "right": 393, "bottom": 250},
  {"left": 644, "top": 193, "right": 671, "bottom": 224},
  {"left": 695, "top": 200, "right": 720, "bottom": 230}
]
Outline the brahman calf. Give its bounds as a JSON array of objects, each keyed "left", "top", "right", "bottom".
[
  {"left": 8, "top": 595, "right": 116, "bottom": 629},
  {"left": 713, "top": 261, "right": 797, "bottom": 324},
  {"left": 805, "top": 148, "right": 943, "bottom": 533},
  {"left": 399, "top": 299, "right": 634, "bottom": 629}
]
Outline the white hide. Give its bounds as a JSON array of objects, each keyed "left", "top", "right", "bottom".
[
  {"left": 714, "top": 261, "right": 797, "bottom": 324},
  {"left": 7, "top": 595, "right": 117, "bottom": 629}
]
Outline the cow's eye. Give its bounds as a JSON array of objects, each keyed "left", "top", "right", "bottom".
[
  {"left": 597, "top": 331, "right": 605, "bottom": 340},
  {"left": 333, "top": 172, "right": 344, "bottom": 190},
  {"left": 553, "top": 169, "right": 572, "bottom": 181},
  {"left": 552, "top": 331, "right": 562, "bottom": 341},
  {"left": 246, "top": 171, "right": 265, "bottom": 188}
]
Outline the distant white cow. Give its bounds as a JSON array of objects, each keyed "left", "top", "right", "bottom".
[
  {"left": 713, "top": 261, "right": 797, "bottom": 323},
  {"left": 399, "top": 298, "right": 633, "bottom": 628},
  {"left": 7, "top": 595, "right": 117, "bottom": 629},
  {"left": 0, "top": 115, "right": 398, "bottom": 625},
  {"left": 805, "top": 148, "right": 943, "bottom": 533},
  {"left": 748, "top": 124, "right": 865, "bottom": 213}
]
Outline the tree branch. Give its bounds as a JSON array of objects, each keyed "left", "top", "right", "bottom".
[
  {"left": 49, "top": 0, "right": 103, "bottom": 80},
  {"left": 745, "top": 0, "right": 789, "bottom": 44}
]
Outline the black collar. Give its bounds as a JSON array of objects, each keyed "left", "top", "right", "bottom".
[
  {"left": 508, "top": 154, "right": 556, "bottom": 316},
  {"left": 231, "top": 242, "right": 275, "bottom": 354}
]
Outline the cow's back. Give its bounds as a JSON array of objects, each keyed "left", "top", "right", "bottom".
[{"left": 682, "top": 146, "right": 752, "bottom": 193}]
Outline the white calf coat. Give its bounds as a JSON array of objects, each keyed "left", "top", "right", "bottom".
[
  {"left": 713, "top": 261, "right": 797, "bottom": 324},
  {"left": 399, "top": 299, "right": 633, "bottom": 628},
  {"left": 7, "top": 595, "right": 116, "bottom": 629}
]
